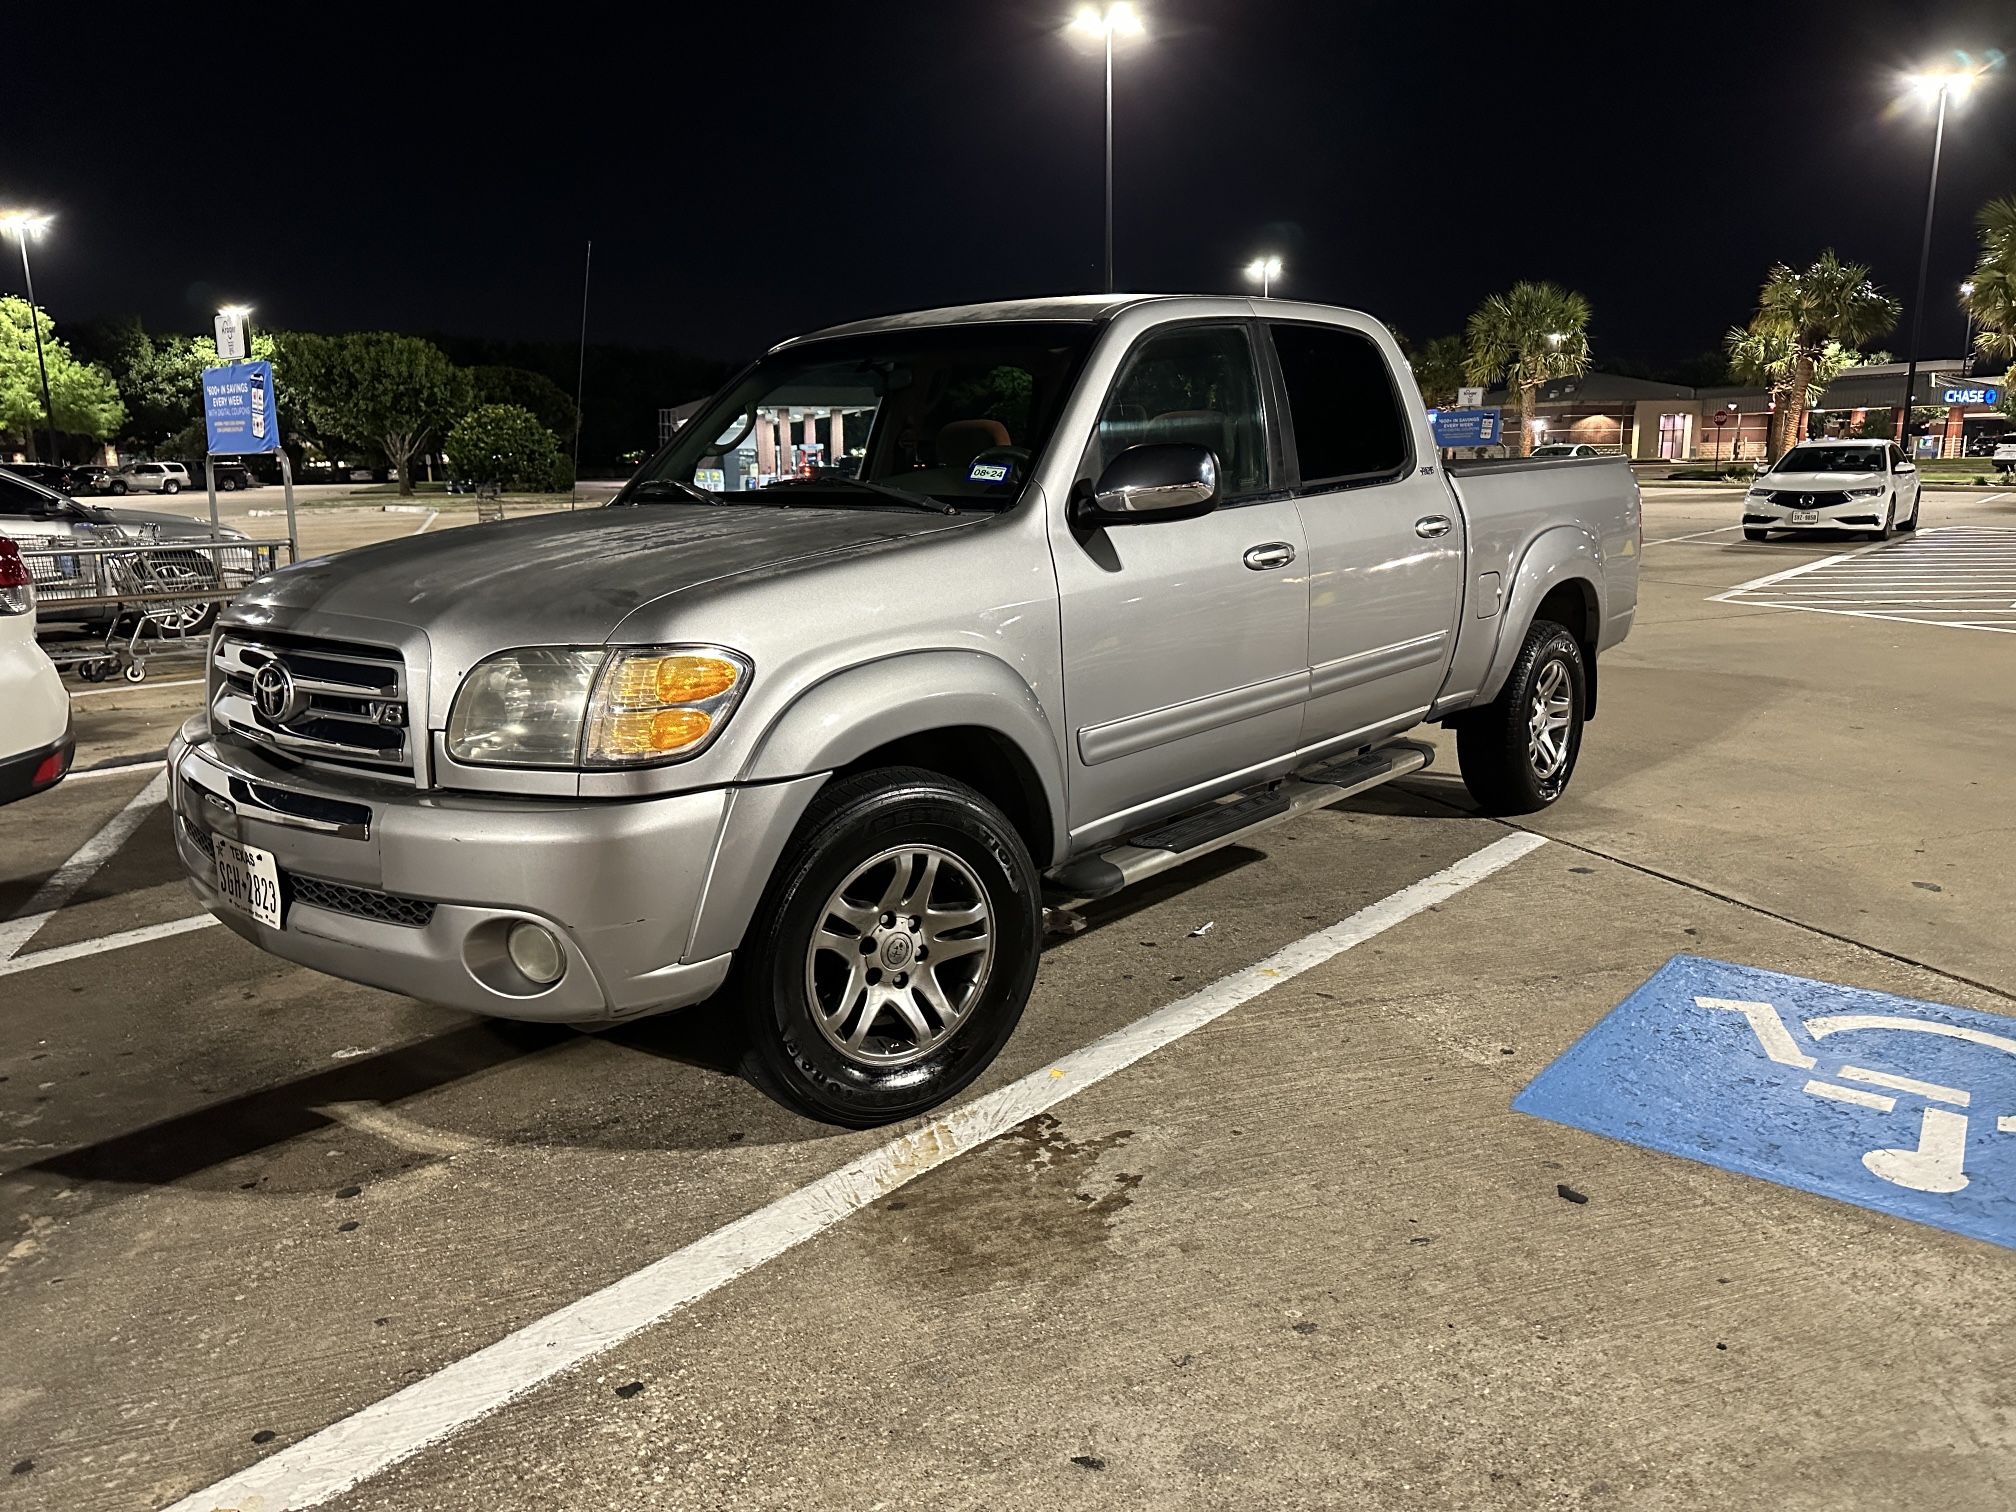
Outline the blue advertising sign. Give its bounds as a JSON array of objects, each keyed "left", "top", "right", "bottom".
[
  {"left": 1427, "top": 407, "right": 1502, "bottom": 448},
  {"left": 1516, "top": 955, "right": 2016, "bottom": 1250},
  {"left": 1940, "top": 385, "right": 2000, "bottom": 406},
  {"left": 202, "top": 360, "right": 280, "bottom": 455}
]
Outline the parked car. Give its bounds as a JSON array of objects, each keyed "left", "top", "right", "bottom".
[
  {"left": 4, "top": 462, "right": 89, "bottom": 494},
  {"left": 1742, "top": 440, "right": 1922, "bottom": 540},
  {"left": 67, "top": 464, "right": 115, "bottom": 495},
  {"left": 0, "top": 466, "right": 252, "bottom": 634},
  {"left": 169, "top": 293, "right": 1640, "bottom": 1126},
  {"left": 1530, "top": 442, "right": 1602, "bottom": 459},
  {"left": 0, "top": 535, "right": 72, "bottom": 804},
  {"left": 107, "top": 461, "right": 193, "bottom": 495},
  {"left": 205, "top": 461, "right": 260, "bottom": 491},
  {"left": 1994, "top": 442, "right": 2016, "bottom": 477}
]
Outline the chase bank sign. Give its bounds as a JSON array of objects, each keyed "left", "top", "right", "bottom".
[{"left": 1939, "top": 383, "right": 2001, "bottom": 406}]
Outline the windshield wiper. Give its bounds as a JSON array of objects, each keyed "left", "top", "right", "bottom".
[
  {"left": 758, "top": 475, "right": 959, "bottom": 516},
  {"left": 623, "top": 478, "right": 730, "bottom": 506}
]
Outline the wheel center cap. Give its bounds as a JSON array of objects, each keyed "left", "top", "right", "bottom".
[{"left": 879, "top": 934, "right": 915, "bottom": 969}]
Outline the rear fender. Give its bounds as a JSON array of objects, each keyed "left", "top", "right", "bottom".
[{"left": 1476, "top": 525, "right": 1605, "bottom": 707}]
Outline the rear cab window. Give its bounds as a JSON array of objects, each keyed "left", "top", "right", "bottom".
[{"left": 1265, "top": 322, "right": 1412, "bottom": 492}]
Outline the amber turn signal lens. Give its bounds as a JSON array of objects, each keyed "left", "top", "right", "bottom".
[
  {"left": 605, "top": 655, "right": 740, "bottom": 708},
  {"left": 600, "top": 707, "right": 713, "bottom": 756}
]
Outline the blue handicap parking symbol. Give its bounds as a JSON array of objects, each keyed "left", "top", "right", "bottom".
[{"left": 1515, "top": 955, "right": 2016, "bottom": 1250}]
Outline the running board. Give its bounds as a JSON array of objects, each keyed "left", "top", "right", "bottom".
[{"left": 1045, "top": 739, "right": 1434, "bottom": 906}]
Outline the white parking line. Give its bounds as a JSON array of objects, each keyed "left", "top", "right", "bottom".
[
  {"left": 1708, "top": 526, "right": 2016, "bottom": 633},
  {"left": 1645, "top": 525, "right": 1742, "bottom": 546},
  {"left": 412, "top": 511, "right": 441, "bottom": 535},
  {"left": 160, "top": 830, "right": 1549, "bottom": 1512},
  {"left": 72, "top": 678, "right": 204, "bottom": 698},
  {"left": 0, "top": 771, "right": 169, "bottom": 961},
  {"left": 0, "top": 914, "right": 219, "bottom": 978},
  {"left": 62, "top": 758, "right": 167, "bottom": 783}
]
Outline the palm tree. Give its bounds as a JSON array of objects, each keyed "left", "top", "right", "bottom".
[
  {"left": 1754, "top": 252, "right": 1899, "bottom": 457},
  {"left": 1962, "top": 196, "right": 2016, "bottom": 364},
  {"left": 1726, "top": 319, "right": 1888, "bottom": 457},
  {"left": 1463, "top": 283, "right": 1592, "bottom": 456}
]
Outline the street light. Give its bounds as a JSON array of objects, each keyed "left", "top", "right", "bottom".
[
  {"left": 0, "top": 211, "right": 58, "bottom": 465},
  {"left": 1960, "top": 280, "right": 1977, "bottom": 377},
  {"left": 1896, "top": 58, "right": 1996, "bottom": 447},
  {"left": 1068, "top": 2, "right": 1144, "bottom": 293},
  {"left": 1243, "top": 255, "right": 1282, "bottom": 298}
]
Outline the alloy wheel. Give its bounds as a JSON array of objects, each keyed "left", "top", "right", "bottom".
[{"left": 1527, "top": 659, "right": 1573, "bottom": 779}]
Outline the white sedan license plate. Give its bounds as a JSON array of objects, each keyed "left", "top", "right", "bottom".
[
  {"left": 213, "top": 837, "right": 285, "bottom": 928},
  {"left": 1792, "top": 509, "right": 1818, "bottom": 524}
]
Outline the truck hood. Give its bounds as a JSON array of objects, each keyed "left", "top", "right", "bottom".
[{"left": 226, "top": 503, "right": 979, "bottom": 647}]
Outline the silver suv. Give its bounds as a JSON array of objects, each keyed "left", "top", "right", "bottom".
[{"left": 108, "top": 461, "right": 192, "bottom": 496}]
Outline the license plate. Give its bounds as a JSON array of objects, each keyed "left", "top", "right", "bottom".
[
  {"left": 1792, "top": 509, "right": 1818, "bottom": 524},
  {"left": 213, "top": 836, "right": 285, "bottom": 929}
]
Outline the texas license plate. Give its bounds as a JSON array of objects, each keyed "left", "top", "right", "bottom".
[
  {"left": 1792, "top": 509, "right": 1818, "bottom": 524},
  {"left": 213, "top": 836, "right": 285, "bottom": 928}
]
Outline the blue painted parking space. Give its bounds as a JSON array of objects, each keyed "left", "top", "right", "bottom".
[{"left": 1515, "top": 955, "right": 2016, "bottom": 1251}]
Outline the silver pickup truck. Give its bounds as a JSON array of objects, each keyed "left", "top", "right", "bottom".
[{"left": 169, "top": 295, "right": 1638, "bottom": 1125}]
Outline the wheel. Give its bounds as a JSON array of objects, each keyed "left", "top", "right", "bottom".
[
  {"left": 220, "top": 477, "right": 240, "bottom": 492},
  {"left": 76, "top": 661, "right": 107, "bottom": 683},
  {"left": 109, "top": 480, "right": 128, "bottom": 495},
  {"left": 138, "top": 554, "right": 221, "bottom": 636},
  {"left": 1455, "top": 620, "right": 1587, "bottom": 816},
  {"left": 1876, "top": 495, "right": 1897, "bottom": 539},
  {"left": 1900, "top": 489, "right": 1920, "bottom": 531},
  {"left": 732, "top": 766, "right": 1042, "bottom": 1127},
  {"left": 1743, "top": 528, "right": 1770, "bottom": 541},
  {"left": 122, "top": 661, "right": 146, "bottom": 684}
]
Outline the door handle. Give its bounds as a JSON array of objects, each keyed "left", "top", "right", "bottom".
[
  {"left": 1414, "top": 515, "right": 1453, "bottom": 539},
  {"left": 1243, "top": 542, "right": 1296, "bottom": 570}
]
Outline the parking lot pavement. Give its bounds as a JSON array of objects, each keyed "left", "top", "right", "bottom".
[{"left": 2, "top": 478, "right": 2014, "bottom": 1509}]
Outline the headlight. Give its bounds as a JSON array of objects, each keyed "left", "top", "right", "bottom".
[
  {"left": 1746, "top": 487, "right": 1772, "bottom": 498},
  {"left": 1847, "top": 486, "right": 1884, "bottom": 497},
  {"left": 446, "top": 645, "right": 750, "bottom": 769}
]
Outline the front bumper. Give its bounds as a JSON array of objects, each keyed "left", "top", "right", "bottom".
[
  {"left": 168, "top": 719, "right": 820, "bottom": 1024},
  {"left": 1744, "top": 496, "right": 1887, "bottom": 530}
]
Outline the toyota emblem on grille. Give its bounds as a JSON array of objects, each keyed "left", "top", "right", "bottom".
[{"left": 252, "top": 661, "right": 304, "bottom": 724}]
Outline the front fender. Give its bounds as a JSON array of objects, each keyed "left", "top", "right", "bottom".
[
  {"left": 736, "top": 648, "right": 1070, "bottom": 862},
  {"left": 1476, "top": 525, "right": 1606, "bottom": 706}
]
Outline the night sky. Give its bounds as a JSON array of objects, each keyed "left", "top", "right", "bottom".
[{"left": 9, "top": 1, "right": 2014, "bottom": 371}]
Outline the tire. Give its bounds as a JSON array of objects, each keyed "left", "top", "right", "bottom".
[
  {"left": 1455, "top": 620, "right": 1587, "bottom": 816},
  {"left": 1743, "top": 527, "right": 1770, "bottom": 541},
  {"left": 137, "top": 553, "right": 221, "bottom": 636},
  {"left": 110, "top": 481, "right": 128, "bottom": 495},
  {"left": 1900, "top": 489, "right": 1920, "bottom": 531},
  {"left": 732, "top": 766, "right": 1042, "bottom": 1127},
  {"left": 162, "top": 480, "right": 181, "bottom": 495},
  {"left": 220, "top": 477, "right": 240, "bottom": 492},
  {"left": 1876, "top": 495, "right": 1897, "bottom": 539}
]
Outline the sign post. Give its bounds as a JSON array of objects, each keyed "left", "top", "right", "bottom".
[
  {"left": 1712, "top": 407, "right": 1735, "bottom": 470},
  {"left": 201, "top": 357, "right": 294, "bottom": 554}
]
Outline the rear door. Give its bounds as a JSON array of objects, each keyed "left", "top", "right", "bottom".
[
  {"left": 1053, "top": 320, "right": 1308, "bottom": 840},
  {"left": 1264, "top": 319, "right": 1463, "bottom": 750}
]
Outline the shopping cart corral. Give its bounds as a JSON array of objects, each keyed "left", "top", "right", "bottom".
[{"left": 21, "top": 529, "right": 291, "bottom": 683}]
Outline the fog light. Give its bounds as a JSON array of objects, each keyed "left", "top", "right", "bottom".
[{"left": 506, "top": 921, "right": 566, "bottom": 985}]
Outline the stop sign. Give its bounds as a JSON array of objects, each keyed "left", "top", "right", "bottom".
[{"left": 1713, "top": 408, "right": 1736, "bottom": 427}]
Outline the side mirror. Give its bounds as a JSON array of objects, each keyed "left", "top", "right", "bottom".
[
  {"left": 1896, "top": 462, "right": 1917, "bottom": 473},
  {"left": 1072, "top": 443, "right": 1220, "bottom": 526}
]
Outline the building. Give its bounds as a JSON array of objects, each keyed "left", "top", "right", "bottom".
[{"left": 1489, "top": 357, "right": 2009, "bottom": 461}]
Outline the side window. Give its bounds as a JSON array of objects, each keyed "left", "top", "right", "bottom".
[
  {"left": 1092, "top": 324, "right": 1268, "bottom": 500},
  {"left": 1268, "top": 323, "right": 1411, "bottom": 488},
  {"left": 0, "top": 475, "right": 53, "bottom": 516}
]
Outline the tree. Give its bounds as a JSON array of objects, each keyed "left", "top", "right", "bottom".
[
  {"left": 445, "top": 404, "right": 569, "bottom": 491},
  {"left": 279, "top": 332, "right": 471, "bottom": 495},
  {"left": 1963, "top": 196, "right": 2016, "bottom": 365},
  {"left": 0, "top": 298, "right": 125, "bottom": 457},
  {"left": 1753, "top": 252, "right": 1899, "bottom": 459},
  {"left": 76, "top": 317, "right": 282, "bottom": 454},
  {"left": 1406, "top": 334, "right": 1467, "bottom": 408},
  {"left": 1463, "top": 283, "right": 1593, "bottom": 457},
  {"left": 1726, "top": 318, "right": 1887, "bottom": 457},
  {"left": 467, "top": 365, "right": 577, "bottom": 441}
]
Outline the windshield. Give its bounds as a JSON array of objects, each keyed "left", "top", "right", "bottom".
[
  {"left": 623, "top": 322, "right": 1096, "bottom": 511},
  {"left": 1772, "top": 446, "right": 1887, "bottom": 474}
]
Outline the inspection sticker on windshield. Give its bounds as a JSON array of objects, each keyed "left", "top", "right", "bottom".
[
  {"left": 966, "top": 460, "right": 1011, "bottom": 484},
  {"left": 1515, "top": 955, "right": 2016, "bottom": 1249}
]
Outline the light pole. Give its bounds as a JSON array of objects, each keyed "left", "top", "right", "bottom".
[
  {"left": 0, "top": 211, "right": 58, "bottom": 464},
  {"left": 1069, "top": 3, "right": 1143, "bottom": 293},
  {"left": 1897, "top": 63, "right": 1992, "bottom": 449},
  {"left": 1960, "top": 279, "right": 1977, "bottom": 377},
  {"left": 1243, "top": 255, "right": 1282, "bottom": 298}
]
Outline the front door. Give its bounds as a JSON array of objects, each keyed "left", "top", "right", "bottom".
[
  {"left": 1265, "top": 319, "right": 1463, "bottom": 749},
  {"left": 1052, "top": 321, "right": 1309, "bottom": 843}
]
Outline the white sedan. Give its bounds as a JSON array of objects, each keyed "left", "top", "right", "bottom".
[
  {"left": 1743, "top": 440, "right": 1922, "bottom": 540},
  {"left": 0, "top": 535, "right": 73, "bottom": 804}
]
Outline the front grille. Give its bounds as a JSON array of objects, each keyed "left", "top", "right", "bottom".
[
  {"left": 213, "top": 631, "right": 415, "bottom": 781},
  {"left": 181, "top": 816, "right": 215, "bottom": 858},
  {"left": 1759, "top": 490, "right": 1849, "bottom": 508},
  {"left": 289, "top": 876, "right": 437, "bottom": 928}
]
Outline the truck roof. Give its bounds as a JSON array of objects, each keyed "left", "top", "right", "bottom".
[{"left": 784, "top": 294, "right": 1377, "bottom": 348}]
